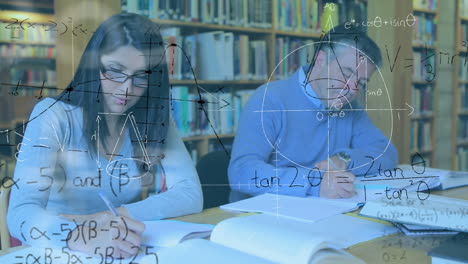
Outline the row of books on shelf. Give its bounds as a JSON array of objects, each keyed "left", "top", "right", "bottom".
[
  {"left": 413, "top": 0, "right": 437, "bottom": 10},
  {"left": 121, "top": 0, "right": 367, "bottom": 34},
  {"left": 413, "top": 51, "right": 436, "bottom": 82},
  {"left": 171, "top": 86, "right": 254, "bottom": 137},
  {"left": 0, "top": 22, "right": 56, "bottom": 43},
  {"left": 461, "top": 0, "right": 468, "bottom": 18},
  {"left": 458, "top": 117, "right": 468, "bottom": 140},
  {"left": 122, "top": 0, "right": 272, "bottom": 28},
  {"left": 412, "top": 85, "right": 433, "bottom": 115},
  {"left": 459, "top": 84, "right": 468, "bottom": 111},
  {"left": 0, "top": 159, "right": 15, "bottom": 182},
  {"left": 162, "top": 28, "right": 267, "bottom": 81},
  {"left": 457, "top": 147, "right": 468, "bottom": 171},
  {"left": 9, "top": 69, "right": 57, "bottom": 96},
  {"left": 0, "top": 44, "right": 56, "bottom": 58},
  {"left": 2, "top": 85, "right": 58, "bottom": 97},
  {"left": 274, "top": 37, "right": 314, "bottom": 79},
  {"left": 413, "top": 14, "right": 437, "bottom": 46},
  {"left": 410, "top": 120, "right": 432, "bottom": 152},
  {"left": 275, "top": 0, "right": 323, "bottom": 33},
  {"left": 276, "top": 0, "right": 367, "bottom": 33}
]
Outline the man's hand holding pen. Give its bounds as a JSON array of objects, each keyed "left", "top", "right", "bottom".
[{"left": 317, "top": 155, "right": 356, "bottom": 199}]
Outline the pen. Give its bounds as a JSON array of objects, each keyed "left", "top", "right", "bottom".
[
  {"left": 327, "top": 157, "right": 339, "bottom": 171},
  {"left": 99, "top": 191, "right": 119, "bottom": 216}
]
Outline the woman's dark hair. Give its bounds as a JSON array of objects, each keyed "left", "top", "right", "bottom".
[{"left": 55, "top": 13, "right": 169, "bottom": 175}]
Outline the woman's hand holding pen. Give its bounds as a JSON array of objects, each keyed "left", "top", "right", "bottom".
[
  {"left": 63, "top": 192, "right": 145, "bottom": 259},
  {"left": 316, "top": 156, "right": 356, "bottom": 199},
  {"left": 66, "top": 212, "right": 145, "bottom": 259}
]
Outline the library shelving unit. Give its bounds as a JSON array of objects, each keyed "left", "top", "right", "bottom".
[
  {"left": 0, "top": 10, "right": 56, "bottom": 180},
  {"left": 409, "top": 2, "right": 439, "bottom": 166},
  {"left": 119, "top": 0, "right": 368, "bottom": 161},
  {"left": 453, "top": 0, "right": 468, "bottom": 170}
]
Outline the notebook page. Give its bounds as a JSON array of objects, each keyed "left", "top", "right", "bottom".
[
  {"left": 142, "top": 220, "right": 214, "bottom": 248},
  {"left": 304, "top": 214, "right": 398, "bottom": 248},
  {"left": 0, "top": 246, "right": 152, "bottom": 264},
  {"left": 360, "top": 192, "right": 468, "bottom": 232},
  {"left": 310, "top": 248, "right": 365, "bottom": 264},
  {"left": 210, "top": 213, "right": 332, "bottom": 264},
  {"left": 151, "top": 239, "right": 274, "bottom": 264}
]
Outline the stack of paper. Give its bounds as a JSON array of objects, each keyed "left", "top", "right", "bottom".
[{"left": 360, "top": 192, "right": 468, "bottom": 232}]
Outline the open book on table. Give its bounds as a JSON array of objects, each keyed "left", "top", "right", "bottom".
[
  {"left": 141, "top": 220, "right": 214, "bottom": 249},
  {"left": 148, "top": 214, "right": 366, "bottom": 264}
]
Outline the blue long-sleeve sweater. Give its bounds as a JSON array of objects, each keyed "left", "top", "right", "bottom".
[{"left": 228, "top": 66, "right": 398, "bottom": 197}]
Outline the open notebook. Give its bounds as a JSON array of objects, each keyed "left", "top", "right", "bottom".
[{"left": 148, "top": 214, "right": 366, "bottom": 264}]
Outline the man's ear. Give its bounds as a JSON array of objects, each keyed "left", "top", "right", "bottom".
[{"left": 314, "top": 50, "right": 328, "bottom": 68}]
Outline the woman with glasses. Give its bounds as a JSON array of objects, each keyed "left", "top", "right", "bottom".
[{"left": 7, "top": 13, "right": 202, "bottom": 258}]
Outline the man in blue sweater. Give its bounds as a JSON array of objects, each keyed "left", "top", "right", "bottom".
[{"left": 228, "top": 24, "right": 398, "bottom": 199}]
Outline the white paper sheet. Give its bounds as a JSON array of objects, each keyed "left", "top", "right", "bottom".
[{"left": 220, "top": 193, "right": 361, "bottom": 222}]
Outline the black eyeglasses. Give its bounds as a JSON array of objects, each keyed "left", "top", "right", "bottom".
[{"left": 100, "top": 64, "right": 149, "bottom": 88}]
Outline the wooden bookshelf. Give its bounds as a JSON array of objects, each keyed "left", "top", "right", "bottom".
[
  {"left": 0, "top": 10, "right": 53, "bottom": 22},
  {"left": 411, "top": 113, "right": 434, "bottom": 120},
  {"left": 413, "top": 80, "right": 436, "bottom": 85},
  {"left": 13, "top": 0, "right": 460, "bottom": 169},
  {"left": 183, "top": 133, "right": 236, "bottom": 142},
  {"left": 412, "top": 44, "right": 437, "bottom": 50},
  {"left": 413, "top": 8, "right": 438, "bottom": 15},
  {"left": 170, "top": 80, "right": 267, "bottom": 86},
  {"left": 407, "top": 2, "right": 439, "bottom": 166},
  {"left": 153, "top": 19, "right": 272, "bottom": 34},
  {"left": 411, "top": 148, "right": 433, "bottom": 156},
  {"left": 273, "top": 30, "right": 322, "bottom": 39},
  {"left": 118, "top": 0, "right": 380, "bottom": 161},
  {"left": 365, "top": 1, "right": 412, "bottom": 163},
  {"left": 129, "top": 0, "right": 363, "bottom": 160},
  {"left": 0, "top": 9, "right": 57, "bottom": 153},
  {"left": 3, "top": 0, "right": 461, "bottom": 172},
  {"left": 0, "top": 40, "right": 54, "bottom": 46},
  {"left": 453, "top": 0, "right": 468, "bottom": 170}
]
